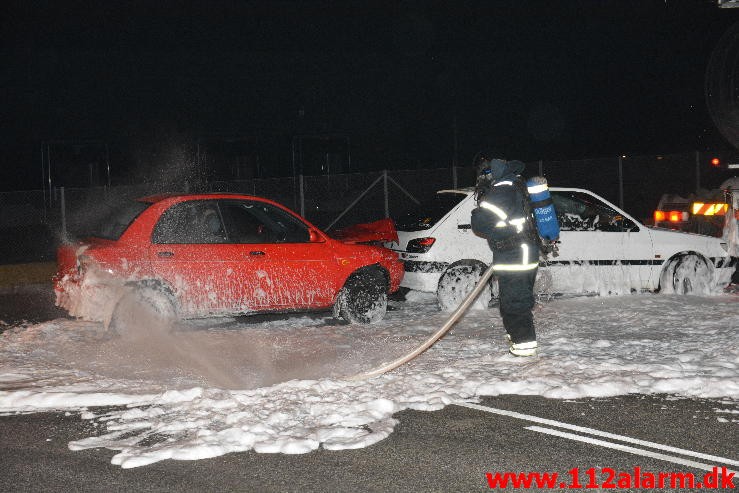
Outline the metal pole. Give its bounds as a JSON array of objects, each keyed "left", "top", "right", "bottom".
[
  {"left": 105, "top": 143, "right": 111, "bottom": 188},
  {"left": 347, "top": 137, "right": 351, "bottom": 172},
  {"left": 452, "top": 113, "right": 458, "bottom": 168},
  {"left": 299, "top": 174, "right": 305, "bottom": 217},
  {"left": 47, "top": 144, "right": 53, "bottom": 204},
  {"left": 40, "top": 144, "right": 47, "bottom": 214},
  {"left": 452, "top": 165, "right": 457, "bottom": 189},
  {"left": 618, "top": 156, "right": 624, "bottom": 209},
  {"left": 291, "top": 138, "right": 296, "bottom": 177},
  {"left": 290, "top": 138, "right": 297, "bottom": 211},
  {"left": 539, "top": 159, "right": 543, "bottom": 177},
  {"left": 383, "top": 169, "right": 389, "bottom": 218},
  {"left": 60, "top": 186, "right": 67, "bottom": 241}
]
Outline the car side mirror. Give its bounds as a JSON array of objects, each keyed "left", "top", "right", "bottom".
[{"left": 309, "top": 229, "right": 325, "bottom": 243}]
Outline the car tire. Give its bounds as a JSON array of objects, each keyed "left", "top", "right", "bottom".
[
  {"left": 437, "top": 261, "right": 495, "bottom": 312},
  {"left": 335, "top": 268, "right": 388, "bottom": 324},
  {"left": 659, "top": 253, "right": 711, "bottom": 295},
  {"left": 107, "top": 285, "right": 178, "bottom": 336}
]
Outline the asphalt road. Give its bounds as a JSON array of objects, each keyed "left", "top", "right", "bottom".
[{"left": 1, "top": 287, "right": 737, "bottom": 492}]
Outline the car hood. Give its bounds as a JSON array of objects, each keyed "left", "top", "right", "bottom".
[
  {"left": 646, "top": 225, "right": 719, "bottom": 241},
  {"left": 331, "top": 218, "right": 399, "bottom": 245},
  {"left": 646, "top": 226, "right": 729, "bottom": 256}
]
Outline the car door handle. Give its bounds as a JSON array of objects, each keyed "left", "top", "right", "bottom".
[
  {"left": 249, "top": 251, "right": 265, "bottom": 256},
  {"left": 458, "top": 224, "right": 471, "bottom": 230},
  {"left": 157, "top": 251, "right": 174, "bottom": 258}
]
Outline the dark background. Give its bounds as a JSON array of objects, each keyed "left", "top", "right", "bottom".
[{"left": 3, "top": 0, "right": 739, "bottom": 191}]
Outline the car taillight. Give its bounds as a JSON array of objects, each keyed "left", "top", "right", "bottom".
[
  {"left": 654, "top": 210, "right": 689, "bottom": 223},
  {"left": 406, "top": 237, "right": 435, "bottom": 253},
  {"left": 667, "top": 211, "right": 688, "bottom": 222}
]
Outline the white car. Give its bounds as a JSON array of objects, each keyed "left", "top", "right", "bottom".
[{"left": 386, "top": 187, "right": 736, "bottom": 310}]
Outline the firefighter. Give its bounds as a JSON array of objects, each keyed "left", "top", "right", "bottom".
[{"left": 470, "top": 153, "right": 539, "bottom": 356}]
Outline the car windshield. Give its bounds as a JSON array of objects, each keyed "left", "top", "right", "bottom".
[
  {"left": 395, "top": 192, "right": 467, "bottom": 231},
  {"left": 82, "top": 200, "right": 151, "bottom": 240}
]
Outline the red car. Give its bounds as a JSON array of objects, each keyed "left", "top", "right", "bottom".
[{"left": 54, "top": 193, "right": 404, "bottom": 330}]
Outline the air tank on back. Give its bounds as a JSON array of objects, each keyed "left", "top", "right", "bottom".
[{"left": 526, "top": 176, "right": 560, "bottom": 241}]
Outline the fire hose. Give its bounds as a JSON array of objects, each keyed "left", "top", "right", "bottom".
[{"left": 347, "top": 262, "right": 497, "bottom": 380}]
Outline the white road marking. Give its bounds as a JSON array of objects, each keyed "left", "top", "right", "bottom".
[
  {"left": 456, "top": 402, "right": 738, "bottom": 468},
  {"left": 527, "top": 426, "right": 724, "bottom": 473}
]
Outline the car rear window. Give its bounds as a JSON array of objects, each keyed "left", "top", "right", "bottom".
[
  {"left": 84, "top": 200, "right": 151, "bottom": 240},
  {"left": 395, "top": 192, "right": 467, "bottom": 231}
]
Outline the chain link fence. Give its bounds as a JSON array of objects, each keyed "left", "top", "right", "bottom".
[
  {"left": 1, "top": 150, "right": 735, "bottom": 264},
  {"left": 0, "top": 190, "right": 56, "bottom": 264}
]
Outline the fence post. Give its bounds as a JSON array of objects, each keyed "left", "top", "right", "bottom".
[
  {"left": 383, "top": 170, "right": 389, "bottom": 218},
  {"left": 618, "top": 155, "right": 624, "bottom": 210},
  {"left": 60, "top": 186, "right": 67, "bottom": 241}
]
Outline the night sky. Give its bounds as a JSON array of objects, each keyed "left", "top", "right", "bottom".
[{"left": 3, "top": 0, "right": 739, "bottom": 190}]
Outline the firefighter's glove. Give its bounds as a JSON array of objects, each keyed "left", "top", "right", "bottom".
[{"left": 549, "top": 240, "right": 559, "bottom": 258}]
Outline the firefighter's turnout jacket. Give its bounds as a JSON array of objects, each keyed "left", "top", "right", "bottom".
[{"left": 470, "top": 162, "right": 539, "bottom": 272}]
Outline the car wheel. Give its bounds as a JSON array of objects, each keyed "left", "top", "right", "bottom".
[
  {"left": 107, "top": 285, "right": 178, "bottom": 336},
  {"left": 437, "top": 261, "right": 495, "bottom": 312},
  {"left": 335, "top": 268, "right": 388, "bottom": 324},
  {"left": 660, "top": 254, "right": 711, "bottom": 295}
]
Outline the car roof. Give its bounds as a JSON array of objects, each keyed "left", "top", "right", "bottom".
[
  {"left": 438, "top": 186, "right": 643, "bottom": 226},
  {"left": 437, "top": 188, "right": 474, "bottom": 194},
  {"left": 436, "top": 186, "right": 593, "bottom": 195},
  {"left": 137, "top": 192, "right": 263, "bottom": 204}
]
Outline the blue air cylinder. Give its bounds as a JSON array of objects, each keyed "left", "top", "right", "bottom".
[{"left": 526, "top": 176, "right": 560, "bottom": 241}]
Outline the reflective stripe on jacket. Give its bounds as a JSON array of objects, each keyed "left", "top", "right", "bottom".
[{"left": 492, "top": 242, "right": 539, "bottom": 271}]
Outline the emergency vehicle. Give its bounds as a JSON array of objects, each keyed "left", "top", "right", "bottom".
[{"left": 653, "top": 177, "right": 739, "bottom": 238}]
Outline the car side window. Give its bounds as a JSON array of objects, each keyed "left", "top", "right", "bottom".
[
  {"left": 152, "top": 201, "right": 227, "bottom": 244},
  {"left": 220, "top": 200, "right": 310, "bottom": 243},
  {"left": 551, "top": 191, "right": 638, "bottom": 232}
]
